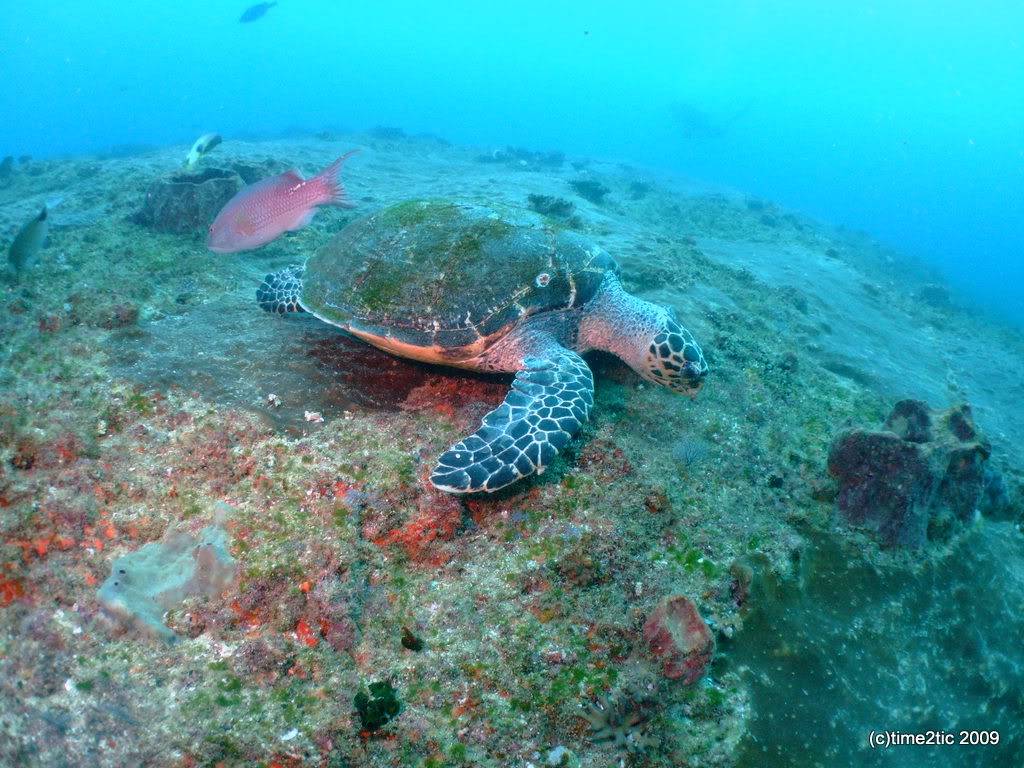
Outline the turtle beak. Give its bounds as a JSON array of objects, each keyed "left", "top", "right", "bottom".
[
  {"left": 664, "top": 360, "right": 705, "bottom": 397},
  {"left": 679, "top": 362, "right": 707, "bottom": 397}
]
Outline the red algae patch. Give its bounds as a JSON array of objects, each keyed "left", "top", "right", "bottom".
[
  {"left": 0, "top": 577, "right": 25, "bottom": 606},
  {"left": 370, "top": 490, "right": 464, "bottom": 567},
  {"left": 642, "top": 595, "right": 714, "bottom": 683}
]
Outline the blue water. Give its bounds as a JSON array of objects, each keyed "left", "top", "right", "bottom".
[{"left": 2, "top": 2, "right": 1022, "bottom": 322}]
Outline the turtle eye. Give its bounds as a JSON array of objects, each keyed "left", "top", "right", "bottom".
[{"left": 535, "top": 272, "right": 551, "bottom": 288}]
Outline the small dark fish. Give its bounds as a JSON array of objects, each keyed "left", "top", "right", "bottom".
[
  {"left": 239, "top": 2, "right": 276, "bottom": 23},
  {"left": 8, "top": 205, "right": 49, "bottom": 273}
]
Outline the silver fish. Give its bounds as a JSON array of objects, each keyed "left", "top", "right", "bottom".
[
  {"left": 184, "top": 132, "right": 222, "bottom": 168},
  {"left": 8, "top": 205, "right": 49, "bottom": 273}
]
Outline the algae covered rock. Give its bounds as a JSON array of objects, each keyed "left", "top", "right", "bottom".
[
  {"left": 642, "top": 595, "right": 714, "bottom": 683},
  {"left": 132, "top": 167, "right": 242, "bottom": 235},
  {"left": 569, "top": 178, "right": 610, "bottom": 204},
  {"left": 527, "top": 193, "right": 575, "bottom": 219},
  {"left": 828, "top": 400, "right": 992, "bottom": 547},
  {"left": 98, "top": 523, "right": 237, "bottom": 640}
]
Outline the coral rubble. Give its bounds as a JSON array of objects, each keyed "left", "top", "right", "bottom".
[{"left": 568, "top": 178, "right": 610, "bottom": 204}]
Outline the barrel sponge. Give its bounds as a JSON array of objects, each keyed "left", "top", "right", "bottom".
[{"left": 98, "top": 524, "right": 237, "bottom": 641}]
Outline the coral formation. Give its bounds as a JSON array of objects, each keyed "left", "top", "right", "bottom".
[
  {"left": 131, "top": 167, "right": 242, "bottom": 234},
  {"left": 477, "top": 145, "right": 565, "bottom": 169},
  {"left": 579, "top": 687, "right": 659, "bottom": 754},
  {"left": 828, "top": 400, "right": 993, "bottom": 547},
  {"left": 628, "top": 180, "right": 651, "bottom": 200},
  {"left": 671, "top": 436, "right": 710, "bottom": 469},
  {"left": 354, "top": 680, "right": 402, "bottom": 733},
  {"left": 916, "top": 283, "right": 953, "bottom": 309},
  {"left": 568, "top": 178, "right": 610, "bottom": 204},
  {"left": 526, "top": 193, "right": 575, "bottom": 219},
  {"left": 368, "top": 125, "right": 406, "bottom": 141}
]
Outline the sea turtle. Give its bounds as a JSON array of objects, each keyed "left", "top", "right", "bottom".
[{"left": 257, "top": 200, "right": 708, "bottom": 493}]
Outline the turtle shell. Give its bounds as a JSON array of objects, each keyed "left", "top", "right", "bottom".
[{"left": 301, "top": 200, "right": 615, "bottom": 355}]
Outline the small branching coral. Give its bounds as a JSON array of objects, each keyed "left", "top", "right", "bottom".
[
  {"left": 579, "top": 679, "right": 661, "bottom": 754},
  {"left": 671, "top": 436, "right": 709, "bottom": 469}
]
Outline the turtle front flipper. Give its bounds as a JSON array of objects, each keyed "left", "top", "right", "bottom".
[
  {"left": 257, "top": 265, "right": 306, "bottom": 314},
  {"left": 431, "top": 343, "right": 594, "bottom": 494}
]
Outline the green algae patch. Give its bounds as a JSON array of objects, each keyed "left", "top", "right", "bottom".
[
  {"left": 356, "top": 259, "right": 417, "bottom": 313},
  {"left": 97, "top": 523, "right": 237, "bottom": 641},
  {"left": 377, "top": 199, "right": 461, "bottom": 229},
  {"left": 357, "top": 204, "right": 514, "bottom": 315},
  {"left": 355, "top": 680, "right": 402, "bottom": 733}
]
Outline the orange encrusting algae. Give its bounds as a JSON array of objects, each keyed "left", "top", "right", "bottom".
[{"left": 0, "top": 578, "right": 25, "bottom": 607}]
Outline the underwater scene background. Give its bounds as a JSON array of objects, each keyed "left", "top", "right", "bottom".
[{"left": 0, "top": 2, "right": 1022, "bottom": 767}]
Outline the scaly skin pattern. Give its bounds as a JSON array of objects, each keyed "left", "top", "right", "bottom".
[
  {"left": 577, "top": 273, "right": 708, "bottom": 396},
  {"left": 256, "top": 241, "right": 708, "bottom": 494},
  {"left": 256, "top": 264, "right": 306, "bottom": 315},
  {"left": 431, "top": 326, "right": 594, "bottom": 493},
  {"left": 429, "top": 274, "right": 708, "bottom": 492}
]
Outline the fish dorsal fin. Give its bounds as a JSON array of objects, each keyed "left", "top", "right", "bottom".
[
  {"left": 267, "top": 169, "right": 305, "bottom": 193},
  {"left": 241, "top": 169, "right": 304, "bottom": 196}
]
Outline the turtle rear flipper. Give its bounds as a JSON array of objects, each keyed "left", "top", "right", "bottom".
[
  {"left": 257, "top": 265, "right": 306, "bottom": 314},
  {"left": 431, "top": 342, "right": 594, "bottom": 493}
]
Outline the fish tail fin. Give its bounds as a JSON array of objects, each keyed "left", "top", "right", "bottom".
[{"left": 315, "top": 149, "right": 360, "bottom": 209}]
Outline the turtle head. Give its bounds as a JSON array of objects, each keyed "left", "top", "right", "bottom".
[
  {"left": 578, "top": 274, "right": 708, "bottom": 396},
  {"left": 639, "top": 306, "right": 708, "bottom": 396}
]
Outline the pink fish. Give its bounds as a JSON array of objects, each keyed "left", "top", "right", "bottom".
[{"left": 207, "top": 150, "right": 359, "bottom": 253}]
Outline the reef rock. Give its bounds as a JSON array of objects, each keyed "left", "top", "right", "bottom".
[
  {"left": 642, "top": 595, "right": 714, "bottom": 683},
  {"left": 98, "top": 523, "right": 237, "bottom": 640},
  {"left": 828, "top": 400, "right": 992, "bottom": 548},
  {"left": 131, "top": 167, "right": 242, "bottom": 235},
  {"left": 569, "top": 178, "right": 610, "bottom": 204},
  {"left": 980, "top": 466, "right": 1016, "bottom": 521}
]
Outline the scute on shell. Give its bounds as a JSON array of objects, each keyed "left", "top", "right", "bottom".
[{"left": 300, "top": 200, "right": 614, "bottom": 351}]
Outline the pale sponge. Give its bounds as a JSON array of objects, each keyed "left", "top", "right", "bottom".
[{"left": 98, "top": 524, "right": 237, "bottom": 641}]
